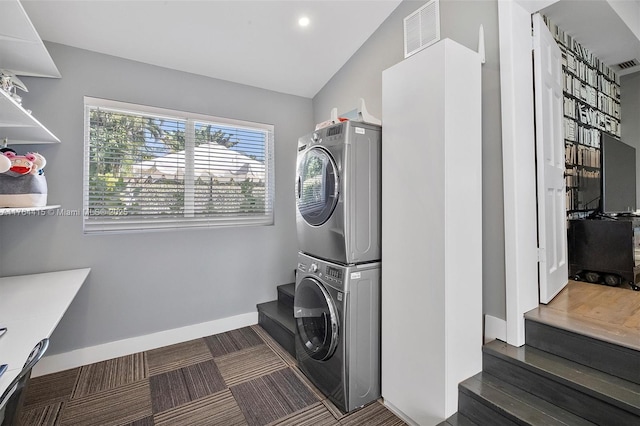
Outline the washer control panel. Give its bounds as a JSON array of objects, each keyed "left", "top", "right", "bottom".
[
  {"left": 325, "top": 265, "right": 343, "bottom": 286},
  {"left": 297, "top": 255, "right": 345, "bottom": 289},
  {"left": 326, "top": 265, "right": 342, "bottom": 279}
]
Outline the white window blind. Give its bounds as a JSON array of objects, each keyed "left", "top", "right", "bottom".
[{"left": 83, "top": 97, "right": 274, "bottom": 234}]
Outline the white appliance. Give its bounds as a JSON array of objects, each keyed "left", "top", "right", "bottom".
[{"left": 295, "top": 120, "right": 381, "bottom": 265}]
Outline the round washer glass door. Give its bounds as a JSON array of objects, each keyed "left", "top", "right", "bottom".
[
  {"left": 294, "top": 277, "right": 339, "bottom": 361},
  {"left": 296, "top": 147, "right": 339, "bottom": 226}
]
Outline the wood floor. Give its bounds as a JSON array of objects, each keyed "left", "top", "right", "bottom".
[{"left": 527, "top": 279, "right": 640, "bottom": 351}]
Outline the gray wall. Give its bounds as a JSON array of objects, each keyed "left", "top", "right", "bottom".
[
  {"left": 313, "top": 0, "right": 506, "bottom": 320},
  {"left": 0, "top": 43, "right": 313, "bottom": 355},
  {"left": 621, "top": 72, "right": 640, "bottom": 207}
]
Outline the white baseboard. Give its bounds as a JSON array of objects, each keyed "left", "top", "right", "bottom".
[
  {"left": 32, "top": 312, "right": 258, "bottom": 377},
  {"left": 484, "top": 314, "right": 507, "bottom": 343},
  {"left": 381, "top": 399, "right": 421, "bottom": 426}
]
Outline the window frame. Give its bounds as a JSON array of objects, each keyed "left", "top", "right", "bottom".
[{"left": 83, "top": 97, "right": 275, "bottom": 234}]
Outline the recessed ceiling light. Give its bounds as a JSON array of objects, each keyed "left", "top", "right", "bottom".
[{"left": 298, "top": 16, "right": 310, "bottom": 27}]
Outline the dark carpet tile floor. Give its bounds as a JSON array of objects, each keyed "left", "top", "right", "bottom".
[{"left": 18, "top": 325, "right": 406, "bottom": 426}]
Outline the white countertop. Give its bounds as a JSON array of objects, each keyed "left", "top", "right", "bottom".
[{"left": 0, "top": 268, "right": 90, "bottom": 396}]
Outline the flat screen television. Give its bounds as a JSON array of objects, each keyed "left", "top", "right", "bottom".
[{"left": 601, "top": 133, "right": 636, "bottom": 214}]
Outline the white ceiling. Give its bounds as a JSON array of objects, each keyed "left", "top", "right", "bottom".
[
  {"left": 21, "top": 0, "right": 402, "bottom": 98},
  {"left": 20, "top": 0, "right": 640, "bottom": 99},
  {"left": 541, "top": 0, "right": 640, "bottom": 74}
]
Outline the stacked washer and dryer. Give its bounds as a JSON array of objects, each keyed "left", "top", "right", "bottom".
[{"left": 293, "top": 120, "right": 382, "bottom": 413}]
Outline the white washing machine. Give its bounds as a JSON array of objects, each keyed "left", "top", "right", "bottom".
[
  {"left": 295, "top": 121, "right": 381, "bottom": 265},
  {"left": 293, "top": 252, "right": 381, "bottom": 413}
]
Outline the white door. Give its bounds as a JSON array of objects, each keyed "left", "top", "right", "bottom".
[{"left": 533, "top": 13, "right": 568, "bottom": 303}]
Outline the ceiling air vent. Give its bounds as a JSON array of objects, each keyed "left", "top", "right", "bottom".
[
  {"left": 613, "top": 58, "right": 640, "bottom": 76},
  {"left": 404, "top": 0, "right": 440, "bottom": 58},
  {"left": 616, "top": 59, "right": 639, "bottom": 70}
]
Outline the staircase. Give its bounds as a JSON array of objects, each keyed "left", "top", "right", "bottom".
[
  {"left": 445, "top": 307, "right": 640, "bottom": 425},
  {"left": 256, "top": 283, "right": 296, "bottom": 357}
]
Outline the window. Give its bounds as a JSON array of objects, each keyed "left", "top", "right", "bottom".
[{"left": 83, "top": 97, "right": 274, "bottom": 233}]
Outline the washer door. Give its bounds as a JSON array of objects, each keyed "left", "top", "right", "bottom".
[
  {"left": 294, "top": 277, "right": 339, "bottom": 361},
  {"left": 296, "top": 147, "right": 339, "bottom": 226}
]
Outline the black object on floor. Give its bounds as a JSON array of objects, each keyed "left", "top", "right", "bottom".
[{"left": 257, "top": 283, "right": 296, "bottom": 357}]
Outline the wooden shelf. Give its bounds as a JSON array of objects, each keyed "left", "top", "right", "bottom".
[
  {"left": 0, "top": 205, "right": 60, "bottom": 216},
  {"left": 566, "top": 164, "right": 599, "bottom": 171}
]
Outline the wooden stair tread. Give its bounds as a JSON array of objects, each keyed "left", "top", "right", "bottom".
[
  {"left": 525, "top": 306, "right": 640, "bottom": 352},
  {"left": 256, "top": 300, "right": 295, "bottom": 334},
  {"left": 460, "top": 372, "right": 596, "bottom": 425},
  {"left": 277, "top": 282, "right": 295, "bottom": 298},
  {"left": 463, "top": 280, "right": 640, "bottom": 425},
  {"left": 276, "top": 282, "right": 295, "bottom": 309},
  {"left": 527, "top": 280, "right": 640, "bottom": 352},
  {"left": 483, "top": 340, "right": 640, "bottom": 414},
  {"left": 525, "top": 317, "right": 640, "bottom": 385}
]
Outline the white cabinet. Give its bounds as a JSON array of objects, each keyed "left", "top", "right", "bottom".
[
  {"left": 0, "top": 0, "right": 60, "bottom": 145},
  {"left": 381, "top": 39, "right": 483, "bottom": 425}
]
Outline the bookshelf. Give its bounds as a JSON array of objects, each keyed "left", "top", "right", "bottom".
[{"left": 544, "top": 16, "right": 621, "bottom": 215}]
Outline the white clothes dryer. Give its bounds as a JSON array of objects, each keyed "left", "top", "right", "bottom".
[
  {"left": 293, "top": 251, "right": 381, "bottom": 413},
  {"left": 295, "top": 121, "right": 381, "bottom": 265}
]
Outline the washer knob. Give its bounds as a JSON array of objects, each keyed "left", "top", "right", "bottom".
[{"left": 310, "top": 263, "right": 318, "bottom": 273}]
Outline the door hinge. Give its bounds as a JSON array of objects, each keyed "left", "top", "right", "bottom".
[{"left": 537, "top": 247, "right": 545, "bottom": 262}]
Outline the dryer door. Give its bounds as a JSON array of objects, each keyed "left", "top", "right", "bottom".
[
  {"left": 294, "top": 277, "right": 339, "bottom": 361},
  {"left": 296, "top": 147, "right": 339, "bottom": 226}
]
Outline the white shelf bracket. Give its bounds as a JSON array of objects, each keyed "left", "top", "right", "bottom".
[{"left": 478, "top": 25, "right": 486, "bottom": 65}]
